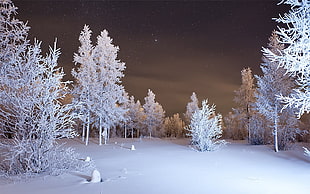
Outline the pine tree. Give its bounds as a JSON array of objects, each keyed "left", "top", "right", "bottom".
[
  {"left": 262, "top": 0, "right": 310, "bottom": 118},
  {"left": 234, "top": 67, "right": 256, "bottom": 142},
  {"left": 187, "top": 99, "right": 225, "bottom": 152},
  {"left": 256, "top": 31, "right": 299, "bottom": 151},
  {"left": 142, "top": 89, "right": 165, "bottom": 138},
  {"left": 184, "top": 92, "right": 199, "bottom": 125}
]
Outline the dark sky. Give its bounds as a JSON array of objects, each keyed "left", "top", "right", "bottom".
[{"left": 14, "top": 0, "right": 290, "bottom": 116}]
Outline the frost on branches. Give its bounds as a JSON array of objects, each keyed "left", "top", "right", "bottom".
[
  {"left": 262, "top": 0, "right": 310, "bottom": 118},
  {"left": 256, "top": 31, "right": 300, "bottom": 151},
  {"left": 72, "top": 25, "right": 127, "bottom": 145},
  {"left": 187, "top": 99, "right": 226, "bottom": 152},
  {"left": 164, "top": 113, "right": 186, "bottom": 138},
  {"left": 123, "top": 95, "right": 145, "bottom": 138},
  {"left": 0, "top": 0, "right": 91, "bottom": 176},
  {"left": 142, "top": 89, "right": 165, "bottom": 138},
  {"left": 184, "top": 92, "right": 199, "bottom": 125},
  {"left": 233, "top": 68, "right": 256, "bottom": 141}
]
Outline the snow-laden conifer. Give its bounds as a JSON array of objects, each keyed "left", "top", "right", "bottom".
[
  {"left": 142, "top": 89, "right": 165, "bottom": 138},
  {"left": 256, "top": 31, "right": 299, "bottom": 151},
  {"left": 187, "top": 99, "right": 225, "bottom": 152}
]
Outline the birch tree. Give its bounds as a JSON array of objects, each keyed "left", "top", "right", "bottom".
[
  {"left": 257, "top": 32, "right": 300, "bottom": 151},
  {"left": 262, "top": 0, "right": 310, "bottom": 118},
  {"left": 0, "top": 0, "right": 83, "bottom": 175}
]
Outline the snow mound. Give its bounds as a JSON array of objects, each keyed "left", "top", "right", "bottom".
[{"left": 89, "top": 169, "right": 102, "bottom": 183}]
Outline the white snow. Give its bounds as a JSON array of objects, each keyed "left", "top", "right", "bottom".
[
  {"left": 89, "top": 169, "right": 101, "bottom": 183},
  {"left": 0, "top": 138, "right": 309, "bottom": 194}
]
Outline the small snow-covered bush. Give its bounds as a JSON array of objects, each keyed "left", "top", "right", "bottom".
[
  {"left": 187, "top": 99, "right": 226, "bottom": 152},
  {"left": 303, "top": 147, "right": 310, "bottom": 158}
]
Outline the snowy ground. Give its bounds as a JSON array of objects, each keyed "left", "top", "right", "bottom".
[{"left": 0, "top": 138, "right": 309, "bottom": 194}]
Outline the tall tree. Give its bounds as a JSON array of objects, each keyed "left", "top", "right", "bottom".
[
  {"left": 92, "top": 29, "right": 127, "bottom": 145},
  {"left": 72, "top": 26, "right": 127, "bottom": 145},
  {"left": 234, "top": 67, "right": 256, "bottom": 142},
  {"left": 184, "top": 92, "right": 199, "bottom": 125},
  {"left": 187, "top": 99, "right": 225, "bottom": 152},
  {"left": 71, "top": 25, "right": 96, "bottom": 146},
  {"left": 257, "top": 31, "right": 299, "bottom": 152},
  {"left": 142, "top": 89, "right": 165, "bottom": 138},
  {"left": 262, "top": 0, "right": 310, "bottom": 118}
]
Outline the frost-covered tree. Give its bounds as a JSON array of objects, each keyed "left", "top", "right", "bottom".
[
  {"left": 262, "top": 0, "right": 310, "bottom": 118},
  {"left": 187, "top": 99, "right": 225, "bottom": 152},
  {"left": 164, "top": 113, "right": 186, "bottom": 138},
  {"left": 72, "top": 25, "right": 96, "bottom": 146},
  {"left": 257, "top": 31, "right": 299, "bottom": 151},
  {"left": 142, "top": 89, "right": 165, "bottom": 138},
  {"left": 0, "top": 0, "right": 29, "bottom": 66},
  {"left": 184, "top": 92, "right": 199, "bottom": 125},
  {"left": 124, "top": 96, "right": 145, "bottom": 138},
  {"left": 234, "top": 67, "right": 256, "bottom": 142},
  {"left": 0, "top": 1, "right": 91, "bottom": 176},
  {"left": 72, "top": 25, "right": 127, "bottom": 145},
  {"left": 92, "top": 29, "right": 127, "bottom": 145}
]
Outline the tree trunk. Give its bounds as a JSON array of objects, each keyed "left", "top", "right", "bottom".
[
  {"left": 82, "top": 123, "right": 85, "bottom": 142},
  {"left": 274, "top": 106, "right": 279, "bottom": 152},
  {"left": 124, "top": 124, "right": 127, "bottom": 139},
  {"left": 85, "top": 112, "right": 90, "bottom": 146},
  {"left": 104, "top": 127, "right": 107, "bottom": 145},
  {"left": 99, "top": 117, "right": 102, "bottom": 145}
]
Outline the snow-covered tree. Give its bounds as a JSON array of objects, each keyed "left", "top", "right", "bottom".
[
  {"left": 0, "top": 40, "right": 84, "bottom": 175},
  {"left": 142, "top": 89, "right": 165, "bottom": 138},
  {"left": 92, "top": 29, "right": 127, "bottom": 145},
  {"left": 71, "top": 25, "right": 96, "bottom": 146},
  {"left": 164, "top": 113, "right": 186, "bottom": 138},
  {"left": 187, "top": 99, "right": 225, "bottom": 152},
  {"left": 0, "top": 0, "right": 87, "bottom": 176},
  {"left": 184, "top": 92, "right": 199, "bottom": 125},
  {"left": 124, "top": 95, "right": 145, "bottom": 138},
  {"left": 262, "top": 0, "right": 310, "bottom": 118},
  {"left": 0, "top": 0, "right": 29, "bottom": 67},
  {"left": 72, "top": 25, "right": 127, "bottom": 145},
  {"left": 257, "top": 31, "right": 300, "bottom": 151},
  {"left": 234, "top": 67, "right": 256, "bottom": 142}
]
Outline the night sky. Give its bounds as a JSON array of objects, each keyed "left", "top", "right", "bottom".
[{"left": 14, "top": 0, "right": 290, "bottom": 116}]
